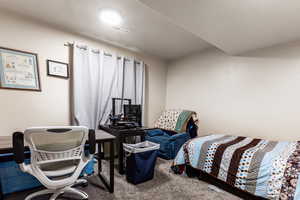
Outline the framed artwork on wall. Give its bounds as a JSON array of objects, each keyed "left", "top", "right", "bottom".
[
  {"left": 0, "top": 46, "right": 41, "bottom": 91},
  {"left": 47, "top": 60, "right": 69, "bottom": 79}
]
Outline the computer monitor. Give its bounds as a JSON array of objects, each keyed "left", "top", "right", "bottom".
[{"left": 124, "top": 104, "right": 142, "bottom": 126}]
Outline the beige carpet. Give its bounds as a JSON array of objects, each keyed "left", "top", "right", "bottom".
[{"left": 6, "top": 158, "right": 241, "bottom": 200}]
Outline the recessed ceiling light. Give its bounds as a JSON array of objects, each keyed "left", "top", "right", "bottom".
[{"left": 99, "top": 9, "right": 122, "bottom": 27}]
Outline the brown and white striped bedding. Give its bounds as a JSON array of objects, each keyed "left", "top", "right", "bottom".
[{"left": 172, "top": 134, "right": 300, "bottom": 200}]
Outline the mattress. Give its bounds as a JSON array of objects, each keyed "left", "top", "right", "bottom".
[{"left": 172, "top": 134, "right": 300, "bottom": 200}]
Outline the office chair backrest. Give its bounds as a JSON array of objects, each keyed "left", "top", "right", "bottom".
[
  {"left": 21, "top": 126, "right": 91, "bottom": 189},
  {"left": 24, "top": 127, "right": 88, "bottom": 165}
]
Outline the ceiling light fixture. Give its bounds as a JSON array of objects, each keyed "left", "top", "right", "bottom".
[{"left": 99, "top": 9, "right": 123, "bottom": 27}]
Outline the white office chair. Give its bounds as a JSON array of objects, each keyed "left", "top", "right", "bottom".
[{"left": 13, "top": 126, "right": 96, "bottom": 200}]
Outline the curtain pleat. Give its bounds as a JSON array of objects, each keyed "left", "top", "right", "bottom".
[{"left": 72, "top": 43, "right": 145, "bottom": 129}]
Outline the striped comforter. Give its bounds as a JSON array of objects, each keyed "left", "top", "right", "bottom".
[{"left": 172, "top": 134, "right": 300, "bottom": 200}]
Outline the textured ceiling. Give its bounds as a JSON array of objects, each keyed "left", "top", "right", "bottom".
[
  {"left": 0, "top": 0, "right": 211, "bottom": 61},
  {"left": 2, "top": 0, "right": 299, "bottom": 60},
  {"left": 140, "top": 0, "right": 300, "bottom": 55}
]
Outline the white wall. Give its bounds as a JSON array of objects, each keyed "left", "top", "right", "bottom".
[
  {"left": 166, "top": 42, "right": 300, "bottom": 141},
  {"left": 0, "top": 11, "right": 167, "bottom": 136}
]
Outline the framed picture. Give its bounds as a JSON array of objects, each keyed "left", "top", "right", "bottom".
[
  {"left": 0, "top": 47, "right": 41, "bottom": 91},
  {"left": 47, "top": 60, "right": 69, "bottom": 79}
]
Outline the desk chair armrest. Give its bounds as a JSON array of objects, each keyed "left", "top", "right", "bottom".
[
  {"left": 88, "top": 129, "right": 96, "bottom": 154},
  {"left": 13, "top": 132, "right": 25, "bottom": 164},
  {"left": 13, "top": 132, "right": 32, "bottom": 173}
]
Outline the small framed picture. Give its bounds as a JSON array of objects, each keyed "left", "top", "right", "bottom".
[{"left": 47, "top": 60, "right": 69, "bottom": 79}]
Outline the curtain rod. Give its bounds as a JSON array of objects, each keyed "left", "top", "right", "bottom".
[
  {"left": 64, "top": 42, "right": 107, "bottom": 56},
  {"left": 64, "top": 42, "right": 140, "bottom": 64}
]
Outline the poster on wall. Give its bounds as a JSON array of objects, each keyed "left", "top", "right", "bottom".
[{"left": 0, "top": 47, "right": 41, "bottom": 91}]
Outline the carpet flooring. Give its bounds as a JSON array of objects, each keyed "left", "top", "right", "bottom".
[{"left": 6, "top": 159, "right": 241, "bottom": 200}]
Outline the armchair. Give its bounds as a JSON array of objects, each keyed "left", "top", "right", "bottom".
[
  {"left": 145, "top": 129, "right": 190, "bottom": 160},
  {"left": 146, "top": 109, "right": 198, "bottom": 160}
]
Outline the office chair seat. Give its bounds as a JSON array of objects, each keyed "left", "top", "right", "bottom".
[{"left": 40, "top": 161, "right": 77, "bottom": 177}]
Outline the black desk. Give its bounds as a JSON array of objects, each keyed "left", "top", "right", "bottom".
[
  {"left": 94, "top": 130, "right": 115, "bottom": 193},
  {"left": 99, "top": 125, "right": 146, "bottom": 174},
  {"left": 0, "top": 130, "right": 115, "bottom": 199}
]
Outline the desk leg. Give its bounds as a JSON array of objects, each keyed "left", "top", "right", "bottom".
[
  {"left": 97, "top": 140, "right": 114, "bottom": 193},
  {"left": 109, "top": 140, "right": 114, "bottom": 193},
  {"left": 118, "top": 136, "right": 125, "bottom": 175},
  {"left": 97, "top": 142, "right": 102, "bottom": 173}
]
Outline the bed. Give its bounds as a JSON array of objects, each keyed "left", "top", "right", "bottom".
[{"left": 171, "top": 134, "right": 300, "bottom": 200}]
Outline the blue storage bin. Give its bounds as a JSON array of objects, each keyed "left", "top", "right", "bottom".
[
  {"left": 124, "top": 141, "right": 160, "bottom": 184},
  {"left": 0, "top": 159, "right": 41, "bottom": 195}
]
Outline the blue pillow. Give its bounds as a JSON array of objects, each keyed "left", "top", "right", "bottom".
[{"left": 146, "top": 129, "right": 164, "bottom": 137}]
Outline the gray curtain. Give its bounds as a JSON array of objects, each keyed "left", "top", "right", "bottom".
[{"left": 72, "top": 43, "right": 145, "bottom": 129}]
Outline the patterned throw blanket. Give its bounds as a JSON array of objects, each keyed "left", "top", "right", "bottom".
[
  {"left": 172, "top": 134, "right": 300, "bottom": 200},
  {"left": 154, "top": 109, "right": 195, "bottom": 132}
]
